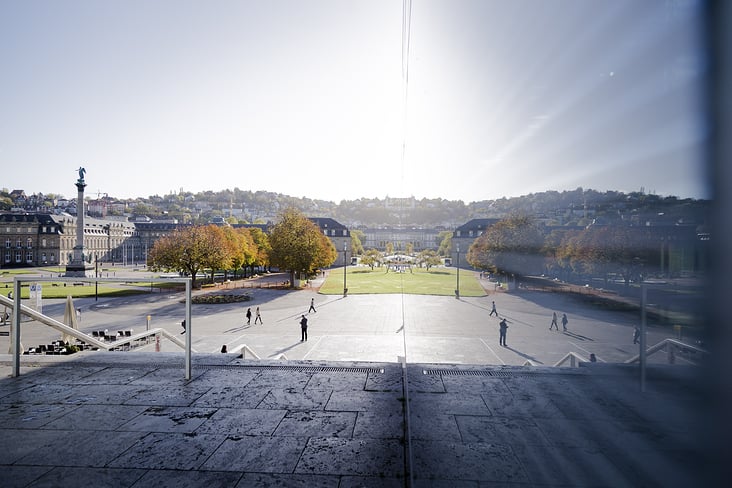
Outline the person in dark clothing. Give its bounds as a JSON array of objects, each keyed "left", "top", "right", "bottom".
[
  {"left": 550, "top": 312, "right": 559, "bottom": 330},
  {"left": 181, "top": 319, "right": 186, "bottom": 334},
  {"left": 489, "top": 301, "right": 498, "bottom": 317},
  {"left": 300, "top": 315, "right": 308, "bottom": 342},
  {"left": 308, "top": 298, "right": 317, "bottom": 313},
  {"left": 499, "top": 318, "right": 508, "bottom": 346},
  {"left": 246, "top": 307, "right": 252, "bottom": 325},
  {"left": 561, "top": 313, "right": 569, "bottom": 331}
]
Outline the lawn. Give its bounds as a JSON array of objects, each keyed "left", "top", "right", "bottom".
[
  {"left": 319, "top": 266, "right": 487, "bottom": 297},
  {"left": 0, "top": 282, "right": 163, "bottom": 300}
]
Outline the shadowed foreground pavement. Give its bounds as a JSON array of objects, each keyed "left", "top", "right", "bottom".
[{"left": 0, "top": 352, "right": 710, "bottom": 487}]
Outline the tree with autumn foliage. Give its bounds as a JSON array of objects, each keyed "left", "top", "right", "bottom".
[
  {"left": 466, "top": 214, "right": 544, "bottom": 280},
  {"left": 560, "top": 225, "right": 655, "bottom": 287},
  {"left": 268, "top": 208, "right": 337, "bottom": 287},
  {"left": 147, "top": 224, "right": 233, "bottom": 287},
  {"left": 244, "top": 226, "right": 271, "bottom": 276},
  {"left": 221, "top": 226, "right": 257, "bottom": 279}
]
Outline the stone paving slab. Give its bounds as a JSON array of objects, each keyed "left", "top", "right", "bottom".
[{"left": 0, "top": 353, "right": 711, "bottom": 487}]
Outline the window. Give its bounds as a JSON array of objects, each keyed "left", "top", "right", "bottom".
[
  {"left": 4, "top": 251, "right": 9, "bottom": 263},
  {"left": 25, "top": 251, "right": 32, "bottom": 263},
  {"left": 16, "top": 239, "right": 21, "bottom": 248},
  {"left": 42, "top": 238, "right": 47, "bottom": 247},
  {"left": 4, "top": 239, "right": 9, "bottom": 248},
  {"left": 14, "top": 250, "right": 21, "bottom": 262},
  {"left": 26, "top": 237, "right": 32, "bottom": 248}
]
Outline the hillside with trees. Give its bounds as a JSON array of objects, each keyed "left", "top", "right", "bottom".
[{"left": 2, "top": 186, "right": 710, "bottom": 230}]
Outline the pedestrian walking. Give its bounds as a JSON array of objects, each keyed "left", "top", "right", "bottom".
[
  {"left": 489, "top": 301, "right": 498, "bottom": 317},
  {"left": 308, "top": 298, "right": 317, "bottom": 313},
  {"left": 633, "top": 326, "right": 641, "bottom": 344},
  {"left": 254, "top": 306, "right": 263, "bottom": 324},
  {"left": 246, "top": 307, "right": 252, "bottom": 325},
  {"left": 220, "top": 344, "right": 228, "bottom": 353},
  {"left": 561, "top": 313, "right": 568, "bottom": 331},
  {"left": 76, "top": 308, "right": 82, "bottom": 324},
  {"left": 300, "top": 314, "right": 308, "bottom": 341},
  {"left": 550, "top": 312, "right": 558, "bottom": 330},
  {"left": 499, "top": 318, "right": 508, "bottom": 346},
  {"left": 181, "top": 319, "right": 186, "bottom": 334}
]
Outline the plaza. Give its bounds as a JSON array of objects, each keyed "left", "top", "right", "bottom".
[
  {"left": 1, "top": 269, "right": 686, "bottom": 366},
  {"left": 0, "top": 268, "right": 712, "bottom": 486}
]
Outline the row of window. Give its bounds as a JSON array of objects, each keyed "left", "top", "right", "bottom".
[
  {"left": 2, "top": 225, "right": 59, "bottom": 233},
  {"left": 3, "top": 250, "right": 56, "bottom": 264},
  {"left": 3, "top": 238, "right": 61, "bottom": 249},
  {"left": 324, "top": 229, "right": 348, "bottom": 237}
]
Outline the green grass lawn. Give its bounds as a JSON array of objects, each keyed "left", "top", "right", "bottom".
[
  {"left": 1, "top": 282, "right": 162, "bottom": 300},
  {"left": 1, "top": 267, "right": 184, "bottom": 299},
  {"left": 319, "top": 266, "right": 486, "bottom": 296}
]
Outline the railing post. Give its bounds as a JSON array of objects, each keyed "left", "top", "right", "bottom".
[
  {"left": 185, "top": 279, "right": 192, "bottom": 380},
  {"left": 11, "top": 279, "right": 22, "bottom": 377},
  {"left": 640, "top": 284, "right": 647, "bottom": 392}
]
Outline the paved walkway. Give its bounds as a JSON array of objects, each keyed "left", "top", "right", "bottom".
[{"left": 0, "top": 352, "right": 710, "bottom": 487}]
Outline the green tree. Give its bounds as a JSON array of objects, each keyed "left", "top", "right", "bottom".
[
  {"left": 467, "top": 215, "right": 544, "bottom": 280},
  {"left": 268, "top": 208, "right": 337, "bottom": 287},
  {"left": 417, "top": 249, "right": 442, "bottom": 270},
  {"left": 437, "top": 231, "right": 452, "bottom": 256},
  {"left": 350, "top": 229, "right": 365, "bottom": 256},
  {"left": 360, "top": 249, "right": 382, "bottom": 270}
]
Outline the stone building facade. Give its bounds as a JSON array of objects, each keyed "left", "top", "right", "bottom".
[{"left": 1, "top": 213, "right": 137, "bottom": 268}]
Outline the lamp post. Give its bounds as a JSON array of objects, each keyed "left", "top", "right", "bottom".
[
  {"left": 343, "top": 242, "right": 348, "bottom": 297},
  {"left": 455, "top": 244, "right": 460, "bottom": 299},
  {"left": 94, "top": 255, "right": 99, "bottom": 301}
]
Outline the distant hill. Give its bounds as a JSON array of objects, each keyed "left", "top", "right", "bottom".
[{"left": 1, "top": 187, "right": 710, "bottom": 229}]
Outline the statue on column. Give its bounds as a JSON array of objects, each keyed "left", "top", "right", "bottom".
[{"left": 77, "top": 166, "right": 86, "bottom": 184}]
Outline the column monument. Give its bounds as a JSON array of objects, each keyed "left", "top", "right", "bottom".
[{"left": 65, "top": 167, "right": 94, "bottom": 277}]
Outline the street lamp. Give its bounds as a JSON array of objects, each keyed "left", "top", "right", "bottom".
[
  {"left": 455, "top": 244, "right": 460, "bottom": 299},
  {"left": 94, "top": 255, "right": 99, "bottom": 302},
  {"left": 343, "top": 242, "right": 348, "bottom": 297}
]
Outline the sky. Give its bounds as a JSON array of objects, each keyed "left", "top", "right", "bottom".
[{"left": 0, "top": 0, "right": 709, "bottom": 203}]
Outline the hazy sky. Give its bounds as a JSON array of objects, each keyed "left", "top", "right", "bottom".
[{"left": 0, "top": 0, "right": 708, "bottom": 203}]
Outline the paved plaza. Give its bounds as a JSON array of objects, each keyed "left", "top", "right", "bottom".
[
  {"left": 1, "top": 271, "right": 695, "bottom": 366},
  {"left": 0, "top": 270, "right": 715, "bottom": 486}
]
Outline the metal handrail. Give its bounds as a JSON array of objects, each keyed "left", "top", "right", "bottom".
[
  {"left": 553, "top": 351, "right": 590, "bottom": 367},
  {"left": 0, "top": 294, "right": 193, "bottom": 352},
  {"left": 624, "top": 338, "right": 707, "bottom": 365},
  {"left": 228, "top": 343, "right": 288, "bottom": 360},
  {"left": 230, "top": 343, "right": 261, "bottom": 359}
]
